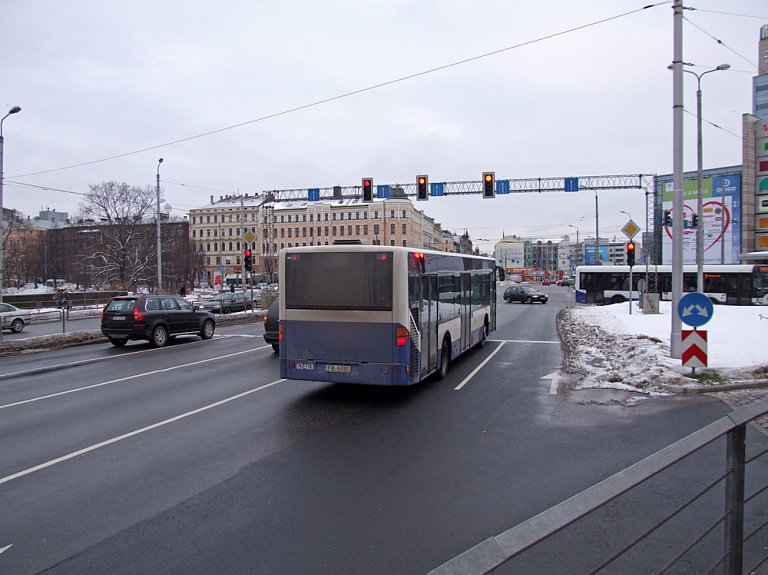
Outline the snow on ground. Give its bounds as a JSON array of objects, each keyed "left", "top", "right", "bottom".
[{"left": 560, "top": 301, "right": 768, "bottom": 395}]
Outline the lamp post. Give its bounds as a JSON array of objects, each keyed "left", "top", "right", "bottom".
[
  {"left": 569, "top": 224, "right": 579, "bottom": 272},
  {"left": 0, "top": 106, "right": 21, "bottom": 303},
  {"left": 156, "top": 158, "right": 163, "bottom": 293},
  {"left": 672, "top": 63, "right": 730, "bottom": 287}
]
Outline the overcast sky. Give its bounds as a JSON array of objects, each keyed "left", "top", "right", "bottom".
[{"left": 2, "top": 1, "right": 765, "bottom": 254}]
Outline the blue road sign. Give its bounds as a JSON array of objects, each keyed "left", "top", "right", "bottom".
[
  {"left": 677, "top": 292, "right": 714, "bottom": 328},
  {"left": 308, "top": 188, "right": 320, "bottom": 202},
  {"left": 565, "top": 177, "right": 579, "bottom": 192},
  {"left": 430, "top": 182, "right": 444, "bottom": 196}
]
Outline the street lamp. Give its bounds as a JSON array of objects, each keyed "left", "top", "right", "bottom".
[
  {"left": 156, "top": 158, "right": 163, "bottom": 293},
  {"left": 669, "top": 63, "right": 730, "bottom": 288},
  {"left": 0, "top": 106, "right": 21, "bottom": 303},
  {"left": 568, "top": 224, "right": 579, "bottom": 271}
]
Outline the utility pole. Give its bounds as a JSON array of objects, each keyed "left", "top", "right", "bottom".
[
  {"left": 594, "top": 193, "right": 600, "bottom": 264},
  {"left": 240, "top": 196, "right": 246, "bottom": 292},
  {"left": 670, "top": 0, "right": 684, "bottom": 359},
  {"left": 156, "top": 158, "right": 163, "bottom": 293}
]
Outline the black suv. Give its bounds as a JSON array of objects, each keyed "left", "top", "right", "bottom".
[
  {"left": 101, "top": 294, "right": 216, "bottom": 347},
  {"left": 503, "top": 285, "right": 548, "bottom": 304},
  {"left": 263, "top": 297, "right": 279, "bottom": 352}
]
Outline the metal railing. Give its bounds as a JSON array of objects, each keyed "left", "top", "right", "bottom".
[{"left": 430, "top": 398, "right": 768, "bottom": 575}]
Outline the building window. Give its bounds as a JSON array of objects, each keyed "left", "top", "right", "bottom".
[
  {"left": 332, "top": 226, "right": 337, "bottom": 236},
  {"left": 402, "top": 223, "right": 407, "bottom": 234},
  {"left": 390, "top": 210, "right": 395, "bottom": 218},
  {"left": 402, "top": 239, "right": 407, "bottom": 247},
  {"left": 214, "top": 242, "right": 218, "bottom": 252},
  {"left": 281, "top": 228, "right": 285, "bottom": 237},
  {"left": 348, "top": 212, "right": 352, "bottom": 220},
  {"left": 192, "top": 229, "right": 196, "bottom": 238},
  {"left": 364, "top": 211, "right": 367, "bottom": 219},
  {"left": 207, "top": 216, "right": 211, "bottom": 223},
  {"left": 309, "top": 214, "right": 314, "bottom": 222},
  {"left": 390, "top": 239, "right": 395, "bottom": 246},
  {"left": 192, "top": 216, "right": 196, "bottom": 224},
  {"left": 229, "top": 228, "right": 233, "bottom": 236},
  {"left": 364, "top": 224, "right": 368, "bottom": 235},
  {"left": 236, "top": 256, "right": 241, "bottom": 265},
  {"left": 402, "top": 210, "right": 406, "bottom": 218},
  {"left": 281, "top": 215, "right": 285, "bottom": 223},
  {"left": 214, "top": 215, "right": 218, "bottom": 223},
  {"left": 356, "top": 212, "right": 360, "bottom": 220},
  {"left": 325, "top": 226, "right": 329, "bottom": 236},
  {"left": 303, "top": 214, "right": 307, "bottom": 222},
  {"left": 348, "top": 225, "right": 352, "bottom": 235},
  {"left": 374, "top": 224, "right": 380, "bottom": 235},
  {"left": 324, "top": 213, "right": 329, "bottom": 221},
  {"left": 216, "top": 256, "right": 221, "bottom": 265},
  {"left": 355, "top": 225, "right": 360, "bottom": 235},
  {"left": 340, "top": 226, "right": 345, "bottom": 236},
  {"left": 229, "top": 242, "right": 233, "bottom": 251},
  {"left": 303, "top": 228, "right": 307, "bottom": 237},
  {"left": 374, "top": 211, "right": 379, "bottom": 219},
  {"left": 207, "top": 257, "right": 210, "bottom": 265},
  {"left": 288, "top": 228, "right": 292, "bottom": 237},
  {"left": 390, "top": 223, "right": 395, "bottom": 234},
  {"left": 333, "top": 213, "right": 337, "bottom": 221},
  {"left": 281, "top": 242, "right": 285, "bottom": 249},
  {"left": 340, "top": 213, "right": 344, "bottom": 220},
  {"left": 206, "top": 243, "right": 211, "bottom": 252}
]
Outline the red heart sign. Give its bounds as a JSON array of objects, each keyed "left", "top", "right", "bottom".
[{"left": 663, "top": 201, "right": 729, "bottom": 253}]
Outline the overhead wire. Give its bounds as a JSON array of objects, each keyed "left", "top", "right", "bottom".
[
  {"left": 11, "top": 1, "right": 671, "bottom": 180},
  {"left": 682, "top": 15, "right": 758, "bottom": 70}
]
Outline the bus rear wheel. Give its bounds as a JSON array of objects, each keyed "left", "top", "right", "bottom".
[
  {"left": 611, "top": 295, "right": 626, "bottom": 305},
  {"left": 437, "top": 339, "right": 450, "bottom": 380}
]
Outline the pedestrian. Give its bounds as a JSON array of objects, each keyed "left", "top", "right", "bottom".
[
  {"left": 179, "top": 284, "right": 186, "bottom": 297},
  {"left": 230, "top": 283, "right": 235, "bottom": 293}
]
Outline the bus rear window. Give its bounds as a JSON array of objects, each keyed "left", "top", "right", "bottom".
[{"left": 285, "top": 251, "right": 393, "bottom": 310}]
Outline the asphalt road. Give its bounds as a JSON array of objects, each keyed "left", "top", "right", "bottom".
[
  {"left": 0, "top": 315, "right": 102, "bottom": 342},
  {"left": 0, "top": 285, "right": 758, "bottom": 574}
]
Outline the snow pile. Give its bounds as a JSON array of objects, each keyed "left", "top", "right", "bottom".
[{"left": 559, "top": 301, "right": 768, "bottom": 394}]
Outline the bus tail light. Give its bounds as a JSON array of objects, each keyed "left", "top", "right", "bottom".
[
  {"left": 279, "top": 322, "right": 284, "bottom": 342},
  {"left": 396, "top": 327, "right": 409, "bottom": 346}
]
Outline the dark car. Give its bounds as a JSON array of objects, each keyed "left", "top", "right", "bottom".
[
  {"left": 199, "top": 292, "right": 252, "bottom": 314},
  {"left": 503, "top": 285, "right": 548, "bottom": 304},
  {"left": 263, "top": 297, "right": 279, "bottom": 352},
  {"left": 101, "top": 294, "right": 216, "bottom": 347},
  {"left": 561, "top": 277, "right": 574, "bottom": 287}
]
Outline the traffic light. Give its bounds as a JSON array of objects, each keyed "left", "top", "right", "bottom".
[
  {"left": 691, "top": 214, "right": 699, "bottom": 229},
  {"left": 362, "top": 178, "right": 373, "bottom": 202},
  {"left": 482, "top": 172, "right": 495, "bottom": 199},
  {"left": 663, "top": 210, "right": 672, "bottom": 227},
  {"left": 417, "top": 175, "right": 428, "bottom": 201},
  {"left": 244, "top": 249, "right": 252, "bottom": 271},
  {"left": 626, "top": 242, "right": 636, "bottom": 267}
]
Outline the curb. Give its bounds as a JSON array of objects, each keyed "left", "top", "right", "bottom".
[{"left": 662, "top": 380, "right": 768, "bottom": 395}]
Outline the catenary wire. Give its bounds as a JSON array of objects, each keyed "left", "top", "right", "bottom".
[
  {"left": 682, "top": 15, "right": 758, "bottom": 70},
  {"left": 11, "top": 2, "right": 670, "bottom": 180}
]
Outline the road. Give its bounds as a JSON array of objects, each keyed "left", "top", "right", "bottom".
[
  {"left": 0, "top": 315, "right": 101, "bottom": 342},
  {"left": 0, "top": 285, "right": 749, "bottom": 574}
]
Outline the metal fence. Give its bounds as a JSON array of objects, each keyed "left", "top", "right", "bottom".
[{"left": 430, "top": 398, "right": 768, "bottom": 575}]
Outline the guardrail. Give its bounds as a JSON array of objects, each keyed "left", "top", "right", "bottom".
[{"left": 430, "top": 399, "right": 768, "bottom": 575}]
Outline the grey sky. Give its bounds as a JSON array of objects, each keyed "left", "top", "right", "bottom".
[{"left": 2, "top": 0, "right": 765, "bottom": 254}]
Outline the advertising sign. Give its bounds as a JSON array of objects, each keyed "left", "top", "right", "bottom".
[
  {"left": 583, "top": 244, "right": 609, "bottom": 265},
  {"left": 661, "top": 175, "right": 741, "bottom": 265}
]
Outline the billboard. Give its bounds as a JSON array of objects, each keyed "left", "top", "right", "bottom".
[
  {"left": 661, "top": 175, "right": 741, "bottom": 265},
  {"left": 583, "top": 244, "right": 610, "bottom": 265}
]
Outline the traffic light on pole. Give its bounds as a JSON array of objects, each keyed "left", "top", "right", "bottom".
[
  {"left": 417, "top": 175, "right": 428, "bottom": 201},
  {"left": 482, "top": 172, "right": 495, "bottom": 199},
  {"left": 244, "top": 249, "right": 252, "bottom": 271},
  {"left": 691, "top": 214, "right": 699, "bottom": 229},
  {"left": 663, "top": 209, "right": 672, "bottom": 227},
  {"left": 626, "top": 242, "right": 636, "bottom": 267},
  {"left": 362, "top": 178, "right": 373, "bottom": 202}
]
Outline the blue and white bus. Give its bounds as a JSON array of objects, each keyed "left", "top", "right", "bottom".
[
  {"left": 279, "top": 245, "right": 497, "bottom": 385},
  {"left": 575, "top": 264, "right": 768, "bottom": 306}
]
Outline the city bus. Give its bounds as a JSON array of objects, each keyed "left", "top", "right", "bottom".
[
  {"left": 574, "top": 264, "right": 768, "bottom": 306},
  {"left": 279, "top": 245, "right": 497, "bottom": 385}
]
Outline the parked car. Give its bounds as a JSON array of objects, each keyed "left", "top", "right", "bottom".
[
  {"left": 561, "top": 277, "right": 574, "bottom": 287},
  {"left": 541, "top": 278, "right": 551, "bottom": 286},
  {"left": 199, "top": 292, "right": 252, "bottom": 314},
  {"left": 101, "top": 294, "right": 216, "bottom": 347},
  {"left": 503, "top": 285, "right": 548, "bottom": 304},
  {"left": 0, "top": 303, "right": 31, "bottom": 333},
  {"left": 263, "top": 297, "right": 279, "bottom": 352}
]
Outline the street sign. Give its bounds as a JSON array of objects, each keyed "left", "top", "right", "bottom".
[
  {"left": 621, "top": 220, "right": 640, "bottom": 240},
  {"left": 682, "top": 330, "right": 708, "bottom": 368},
  {"left": 677, "top": 292, "right": 714, "bottom": 328},
  {"left": 243, "top": 230, "right": 256, "bottom": 244},
  {"left": 564, "top": 177, "right": 579, "bottom": 192}
]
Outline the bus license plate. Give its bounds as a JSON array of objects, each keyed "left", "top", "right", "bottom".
[{"left": 326, "top": 364, "right": 351, "bottom": 374}]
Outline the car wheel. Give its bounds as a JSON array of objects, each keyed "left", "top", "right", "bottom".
[
  {"left": 151, "top": 325, "right": 169, "bottom": 347},
  {"left": 110, "top": 338, "right": 127, "bottom": 347},
  {"left": 10, "top": 318, "right": 24, "bottom": 333},
  {"left": 437, "top": 339, "right": 450, "bottom": 380},
  {"left": 504, "top": 296, "right": 511, "bottom": 303},
  {"left": 272, "top": 343, "right": 279, "bottom": 353},
  {"left": 526, "top": 296, "right": 533, "bottom": 304},
  {"left": 223, "top": 307, "right": 231, "bottom": 315},
  {"left": 200, "top": 319, "right": 215, "bottom": 340}
]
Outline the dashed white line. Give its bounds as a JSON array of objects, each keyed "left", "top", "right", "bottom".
[
  {"left": 454, "top": 342, "right": 506, "bottom": 391},
  {"left": 0, "top": 379, "right": 287, "bottom": 486}
]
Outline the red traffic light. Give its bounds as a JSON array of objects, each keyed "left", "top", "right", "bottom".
[
  {"left": 484, "top": 174, "right": 492, "bottom": 183},
  {"left": 244, "top": 250, "right": 251, "bottom": 257},
  {"left": 418, "top": 177, "right": 426, "bottom": 185},
  {"left": 363, "top": 179, "right": 371, "bottom": 188},
  {"left": 626, "top": 242, "right": 635, "bottom": 252}
]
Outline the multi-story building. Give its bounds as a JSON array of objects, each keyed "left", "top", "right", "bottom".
[{"left": 188, "top": 194, "right": 443, "bottom": 285}]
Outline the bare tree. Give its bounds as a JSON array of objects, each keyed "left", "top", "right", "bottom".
[{"left": 79, "top": 181, "right": 159, "bottom": 288}]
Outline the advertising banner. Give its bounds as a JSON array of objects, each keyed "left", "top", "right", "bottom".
[
  {"left": 583, "top": 244, "right": 610, "bottom": 265},
  {"left": 661, "top": 175, "right": 741, "bottom": 265}
]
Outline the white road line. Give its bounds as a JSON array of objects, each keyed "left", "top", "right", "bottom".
[
  {"left": 454, "top": 342, "right": 506, "bottom": 391},
  {"left": 541, "top": 371, "right": 566, "bottom": 394},
  {"left": 0, "top": 544, "right": 11, "bottom": 555},
  {"left": 489, "top": 339, "right": 561, "bottom": 344},
  {"left": 0, "top": 379, "right": 287, "bottom": 486},
  {"left": 0, "top": 345, "right": 272, "bottom": 411}
]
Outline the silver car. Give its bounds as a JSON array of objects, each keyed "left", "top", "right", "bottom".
[{"left": 0, "top": 303, "right": 32, "bottom": 333}]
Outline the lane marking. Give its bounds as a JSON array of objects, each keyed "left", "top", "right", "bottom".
[
  {"left": 0, "top": 544, "right": 11, "bottom": 555},
  {"left": 454, "top": 342, "right": 506, "bottom": 391},
  {"left": 0, "top": 379, "right": 287, "bottom": 486},
  {"left": 489, "top": 339, "right": 560, "bottom": 344},
  {"left": 214, "top": 334, "right": 259, "bottom": 338},
  {"left": 0, "top": 345, "right": 272, "bottom": 411},
  {"left": 541, "top": 371, "right": 566, "bottom": 394}
]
